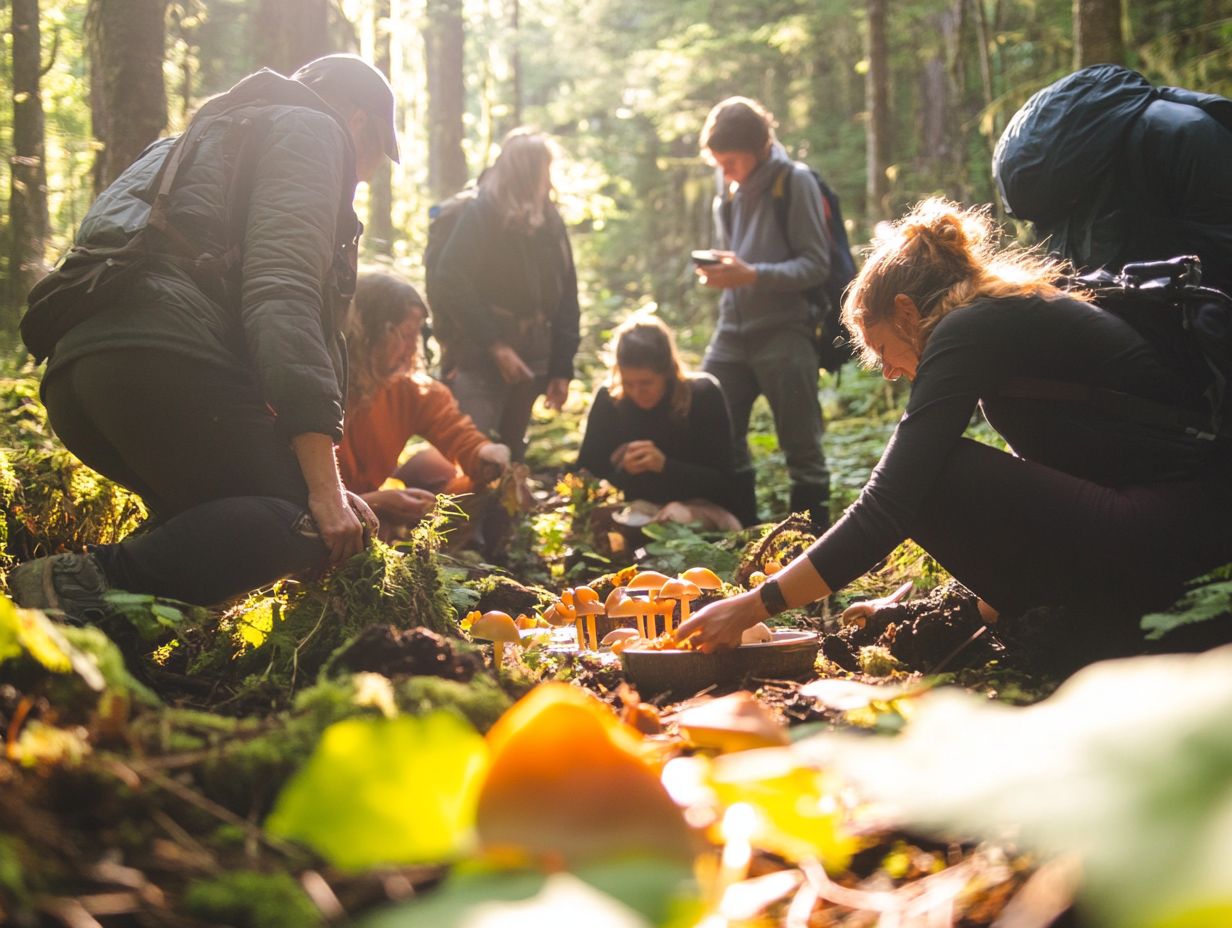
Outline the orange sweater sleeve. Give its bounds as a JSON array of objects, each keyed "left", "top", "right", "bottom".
[{"left": 408, "top": 377, "right": 491, "bottom": 480}]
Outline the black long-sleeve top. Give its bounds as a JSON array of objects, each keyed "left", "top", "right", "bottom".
[
  {"left": 809, "top": 294, "right": 1224, "bottom": 591},
  {"left": 576, "top": 373, "right": 737, "bottom": 510}
]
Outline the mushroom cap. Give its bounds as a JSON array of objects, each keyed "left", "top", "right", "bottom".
[
  {"left": 626, "top": 570, "right": 671, "bottom": 593},
  {"left": 681, "top": 567, "right": 723, "bottom": 590},
  {"left": 606, "top": 593, "right": 644, "bottom": 618},
  {"left": 604, "top": 586, "right": 627, "bottom": 612},
  {"left": 741, "top": 622, "right": 774, "bottom": 644},
  {"left": 600, "top": 627, "right": 641, "bottom": 648},
  {"left": 541, "top": 603, "right": 571, "bottom": 627},
  {"left": 674, "top": 692, "right": 789, "bottom": 753},
  {"left": 574, "top": 586, "right": 600, "bottom": 605},
  {"left": 470, "top": 611, "right": 522, "bottom": 644},
  {"left": 574, "top": 599, "right": 605, "bottom": 616},
  {"left": 657, "top": 577, "right": 701, "bottom": 601}
]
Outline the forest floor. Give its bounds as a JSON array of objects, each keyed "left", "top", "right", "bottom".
[{"left": 2, "top": 360, "right": 1231, "bottom": 928}]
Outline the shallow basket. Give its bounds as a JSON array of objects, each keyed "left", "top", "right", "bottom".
[{"left": 620, "top": 630, "right": 820, "bottom": 698}]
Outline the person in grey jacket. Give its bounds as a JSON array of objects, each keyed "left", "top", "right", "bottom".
[
  {"left": 11, "top": 55, "right": 398, "bottom": 620},
  {"left": 695, "top": 96, "right": 831, "bottom": 529}
]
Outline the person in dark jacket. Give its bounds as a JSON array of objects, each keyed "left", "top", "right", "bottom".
[
  {"left": 576, "top": 315, "right": 742, "bottom": 531},
  {"left": 993, "top": 64, "right": 1232, "bottom": 293},
  {"left": 428, "top": 128, "right": 580, "bottom": 461},
  {"left": 677, "top": 198, "right": 1232, "bottom": 651},
  {"left": 695, "top": 97, "right": 832, "bottom": 530},
  {"left": 10, "top": 55, "right": 399, "bottom": 619}
]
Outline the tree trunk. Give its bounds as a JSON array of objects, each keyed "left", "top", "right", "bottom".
[
  {"left": 367, "top": 0, "right": 395, "bottom": 255},
  {"left": 508, "top": 0, "right": 522, "bottom": 129},
  {"left": 424, "top": 0, "right": 468, "bottom": 200},
  {"left": 1073, "top": 0, "right": 1125, "bottom": 68},
  {"left": 865, "top": 0, "right": 891, "bottom": 221},
  {"left": 87, "top": 0, "right": 168, "bottom": 195},
  {"left": 255, "top": 0, "right": 331, "bottom": 75},
  {"left": 9, "top": 0, "right": 50, "bottom": 317}
]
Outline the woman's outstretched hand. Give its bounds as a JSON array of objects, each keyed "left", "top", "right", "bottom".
[{"left": 674, "top": 589, "right": 769, "bottom": 653}]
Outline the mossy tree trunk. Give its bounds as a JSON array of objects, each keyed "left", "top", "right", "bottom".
[
  {"left": 865, "top": 0, "right": 892, "bottom": 221},
  {"left": 87, "top": 0, "right": 168, "bottom": 195},
  {"left": 366, "top": 0, "right": 395, "bottom": 256},
  {"left": 254, "top": 0, "right": 331, "bottom": 75},
  {"left": 425, "top": 0, "right": 468, "bottom": 200},
  {"left": 9, "top": 0, "right": 51, "bottom": 323},
  {"left": 1073, "top": 0, "right": 1125, "bottom": 68}
]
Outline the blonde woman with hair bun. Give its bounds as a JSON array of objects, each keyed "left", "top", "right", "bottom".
[{"left": 678, "top": 198, "right": 1232, "bottom": 653}]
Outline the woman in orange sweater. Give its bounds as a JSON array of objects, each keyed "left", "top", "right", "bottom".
[{"left": 339, "top": 271, "right": 510, "bottom": 535}]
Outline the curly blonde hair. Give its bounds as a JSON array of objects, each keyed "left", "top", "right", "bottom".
[{"left": 841, "top": 198, "right": 1086, "bottom": 368}]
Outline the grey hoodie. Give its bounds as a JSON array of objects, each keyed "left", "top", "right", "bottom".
[{"left": 706, "top": 143, "right": 830, "bottom": 360}]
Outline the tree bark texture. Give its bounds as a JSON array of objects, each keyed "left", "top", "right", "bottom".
[
  {"left": 87, "top": 0, "right": 168, "bottom": 195},
  {"left": 865, "top": 0, "right": 892, "bottom": 221},
  {"left": 254, "top": 0, "right": 331, "bottom": 75},
  {"left": 425, "top": 0, "right": 468, "bottom": 200},
  {"left": 1073, "top": 0, "right": 1125, "bottom": 68},
  {"left": 9, "top": 0, "right": 50, "bottom": 315},
  {"left": 367, "top": 0, "right": 395, "bottom": 255}
]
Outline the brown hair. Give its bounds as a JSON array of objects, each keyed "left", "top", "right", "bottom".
[
  {"left": 345, "top": 270, "right": 427, "bottom": 403},
  {"left": 608, "top": 314, "right": 692, "bottom": 422},
  {"left": 700, "top": 96, "right": 777, "bottom": 156},
  {"left": 841, "top": 198, "right": 1085, "bottom": 367},
  {"left": 479, "top": 128, "right": 557, "bottom": 234}
]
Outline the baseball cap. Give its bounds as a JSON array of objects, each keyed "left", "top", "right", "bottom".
[{"left": 291, "top": 54, "right": 400, "bottom": 164}]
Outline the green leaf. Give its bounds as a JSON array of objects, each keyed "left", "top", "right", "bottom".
[
  {"left": 798, "top": 647, "right": 1232, "bottom": 928},
  {"left": 357, "top": 860, "right": 699, "bottom": 928},
  {"left": 0, "top": 595, "right": 104, "bottom": 691},
  {"left": 1140, "top": 578, "right": 1232, "bottom": 640},
  {"left": 266, "top": 710, "right": 489, "bottom": 870}
]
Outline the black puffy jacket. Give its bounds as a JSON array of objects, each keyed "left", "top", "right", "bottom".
[
  {"left": 993, "top": 65, "right": 1232, "bottom": 294},
  {"left": 47, "top": 70, "right": 361, "bottom": 442}
]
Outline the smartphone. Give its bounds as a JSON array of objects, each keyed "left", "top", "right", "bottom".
[{"left": 691, "top": 249, "right": 723, "bottom": 267}]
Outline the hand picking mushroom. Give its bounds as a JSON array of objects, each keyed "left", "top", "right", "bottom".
[{"left": 655, "top": 577, "right": 702, "bottom": 635}]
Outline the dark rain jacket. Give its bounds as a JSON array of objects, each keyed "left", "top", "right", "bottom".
[
  {"left": 429, "top": 192, "right": 580, "bottom": 381},
  {"left": 993, "top": 64, "right": 1232, "bottom": 294},
  {"left": 46, "top": 70, "right": 361, "bottom": 442}
]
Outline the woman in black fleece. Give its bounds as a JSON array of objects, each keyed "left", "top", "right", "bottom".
[
  {"left": 678, "top": 198, "right": 1232, "bottom": 650},
  {"left": 577, "top": 315, "right": 742, "bottom": 531}
]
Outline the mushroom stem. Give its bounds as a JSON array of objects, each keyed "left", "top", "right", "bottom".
[
  {"left": 494, "top": 641, "right": 506, "bottom": 671},
  {"left": 574, "top": 619, "right": 584, "bottom": 650},
  {"left": 678, "top": 601, "right": 691, "bottom": 630},
  {"left": 586, "top": 613, "right": 598, "bottom": 650}
]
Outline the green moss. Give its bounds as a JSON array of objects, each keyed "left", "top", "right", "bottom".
[
  {"left": 182, "top": 871, "right": 321, "bottom": 928},
  {"left": 858, "top": 645, "right": 903, "bottom": 677},
  {"left": 396, "top": 675, "right": 512, "bottom": 734}
]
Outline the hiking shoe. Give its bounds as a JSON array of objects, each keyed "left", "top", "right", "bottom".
[{"left": 8, "top": 552, "right": 111, "bottom": 624}]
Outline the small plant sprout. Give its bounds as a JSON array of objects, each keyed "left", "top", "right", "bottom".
[
  {"left": 655, "top": 577, "right": 701, "bottom": 635},
  {"left": 469, "top": 611, "right": 522, "bottom": 672},
  {"left": 681, "top": 566, "right": 723, "bottom": 591},
  {"left": 573, "top": 598, "right": 605, "bottom": 651}
]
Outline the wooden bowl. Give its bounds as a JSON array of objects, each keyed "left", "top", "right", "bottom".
[{"left": 620, "top": 630, "right": 820, "bottom": 698}]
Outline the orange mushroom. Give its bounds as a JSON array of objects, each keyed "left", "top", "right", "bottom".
[
  {"left": 681, "top": 566, "right": 723, "bottom": 591},
  {"left": 674, "top": 691, "right": 790, "bottom": 753},
  {"left": 626, "top": 570, "right": 671, "bottom": 597},
  {"left": 573, "top": 598, "right": 605, "bottom": 651},
  {"left": 655, "top": 577, "right": 702, "bottom": 635},
  {"left": 469, "top": 611, "right": 522, "bottom": 671},
  {"left": 607, "top": 590, "right": 655, "bottom": 640}
]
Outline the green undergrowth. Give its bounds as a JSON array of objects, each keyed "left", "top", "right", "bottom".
[
  {"left": 189, "top": 528, "right": 461, "bottom": 703},
  {"left": 0, "top": 376, "right": 146, "bottom": 565}
]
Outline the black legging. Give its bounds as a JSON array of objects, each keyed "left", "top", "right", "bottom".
[
  {"left": 908, "top": 438, "right": 1232, "bottom": 615},
  {"left": 42, "top": 349, "right": 329, "bottom": 605}
]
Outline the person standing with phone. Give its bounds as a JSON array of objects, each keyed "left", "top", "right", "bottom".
[{"left": 695, "top": 97, "right": 832, "bottom": 530}]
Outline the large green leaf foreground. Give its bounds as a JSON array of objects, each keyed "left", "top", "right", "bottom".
[{"left": 796, "top": 644, "right": 1232, "bottom": 928}]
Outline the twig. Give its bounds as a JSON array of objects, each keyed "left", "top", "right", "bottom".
[
  {"left": 927, "top": 624, "right": 988, "bottom": 676},
  {"left": 114, "top": 757, "right": 304, "bottom": 861}
]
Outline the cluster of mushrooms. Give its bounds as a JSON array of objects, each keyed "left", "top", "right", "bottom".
[{"left": 466, "top": 566, "right": 733, "bottom": 668}]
